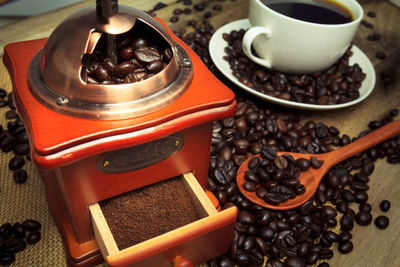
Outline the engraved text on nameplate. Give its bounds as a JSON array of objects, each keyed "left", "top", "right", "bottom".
[{"left": 97, "top": 134, "right": 184, "bottom": 173}]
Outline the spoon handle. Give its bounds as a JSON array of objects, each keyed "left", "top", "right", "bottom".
[{"left": 325, "top": 120, "right": 400, "bottom": 167}]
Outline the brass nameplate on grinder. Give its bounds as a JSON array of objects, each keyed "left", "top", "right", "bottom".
[{"left": 97, "top": 134, "right": 184, "bottom": 173}]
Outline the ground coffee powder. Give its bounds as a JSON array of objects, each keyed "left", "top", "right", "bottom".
[{"left": 99, "top": 176, "right": 203, "bottom": 250}]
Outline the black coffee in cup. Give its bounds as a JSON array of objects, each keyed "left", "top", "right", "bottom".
[{"left": 264, "top": 0, "right": 353, "bottom": 24}]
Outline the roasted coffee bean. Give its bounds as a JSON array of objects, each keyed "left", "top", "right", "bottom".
[
  {"left": 12, "top": 143, "right": 29, "bottom": 156},
  {"left": 4, "top": 238, "right": 26, "bottom": 253},
  {"left": 353, "top": 191, "right": 368, "bottom": 204},
  {"left": 0, "top": 223, "right": 12, "bottom": 238},
  {"left": 131, "top": 36, "right": 150, "bottom": 48},
  {"left": 8, "top": 156, "right": 25, "bottom": 170},
  {"left": 338, "top": 240, "right": 353, "bottom": 254},
  {"left": 318, "top": 262, "right": 330, "bottom": 267},
  {"left": 325, "top": 231, "right": 339, "bottom": 243},
  {"left": 326, "top": 216, "right": 338, "bottom": 227},
  {"left": 5, "top": 109, "right": 17, "bottom": 119},
  {"left": 0, "top": 88, "right": 7, "bottom": 98},
  {"left": 379, "top": 200, "right": 391, "bottom": 212},
  {"left": 350, "top": 181, "right": 369, "bottom": 191},
  {"left": 374, "top": 216, "right": 389, "bottom": 229},
  {"left": 284, "top": 256, "right": 306, "bottom": 267},
  {"left": 238, "top": 210, "right": 255, "bottom": 225},
  {"left": 319, "top": 249, "right": 334, "bottom": 260},
  {"left": 133, "top": 46, "right": 161, "bottom": 64},
  {"left": 193, "top": 2, "right": 206, "bottom": 11},
  {"left": 310, "top": 156, "right": 324, "bottom": 168},
  {"left": 213, "top": 4, "right": 223, "bottom": 11},
  {"left": 243, "top": 181, "right": 256, "bottom": 192},
  {"left": 341, "top": 189, "right": 355, "bottom": 203},
  {"left": 255, "top": 186, "right": 267, "bottom": 199},
  {"left": 355, "top": 211, "right": 372, "bottom": 226},
  {"left": 161, "top": 48, "right": 173, "bottom": 62},
  {"left": 259, "top": 226, "right": 275, "bottom": 241},
  {"left": 340, "top": 215, "right": 354, "bottom": 231},
  {"left": 0, "top": 252, "right": 15, "bottom": 265},
  {"left": 256, "top": 210, "right": 273, "bottom": 226},
  {"left": 204, "top": 11, "right": 212, "bottom": 19},
  {"left": 243, "top": 236, "right": 255, "bottom": 252},
  {"left": 359, "top": 203, "right": 372, "bottom": 213},
  {"left": 307, "top": 251, "right": 319, "bottom": 264},
  {"left": 170, "top": 16, "right": 179, "bottom": 23},
  {"left": 295, "top": 184, "right": 306, "bottom": 195},
  {"left": 173, "top": 8, "right": 183, "bottom": 15},
  {"left": 297, "top": 241, "right": 311, "bottom": 257},
  {"left": 215, "top": 191, "right": 227, "bottom": 206},
  {"left": 22, "top": 219, "right": 41, "bottom": 231},
  {"left": 274, "top": 156, "right": 288, "bottom": 169},
  {"left": 266, "top": 258, "right": 285, "bottom": 267},
  {"left": 248, "top": 157, "right": 260, "bottom": 170},
  {"left": 261, "top": 147, "right": 277, "bottom": 160},
  {"left": 236, "top": 253, "right": 250, "bottom": 265},
  {"left": 336, "top": 201, "right": 348, "bottom": 213},
  {"left": 339, "top": 231, "right": 352, "bottom": 242},
  {"left": 13, "top": 169, "right": 28, "bottom": 184},
  {"left": 361, "top": 161, "right": 374, "bottom": 175},
  {"left": 145, "top": 60, "right": 164, "bottom": 73},
  {"left": 344, "top": 207, "right": 355, "bottom": 221},
  {"left": 123, "top": 73, "right": 137, "bottom": 83},
  {"left": 11, "top": 222, "right": 26, "bottom": 239},
  {"left": 115, "top": 62, "right": 134, "bottom": 78},
  {"left": 0, "top": 99, "right": 7, "bottom": 107},
  {"left": 376, "top": 51, "right": 386, "bottom": 59},
  {"left": 207, "top": 177, "right": 217, "bottom": 191},
  {"left": 26, "top": 231, "right": 41, "bottom": 244},
  {"left": 152, "top": 2, "right": 167, "bottom": 11},
  {"left": 218, "top": 256, "right": 235, "bottom": 267},
  {"left": 322, "top": 206, "right": 337, "bottom": 218},
  {"left": 119, "top": 46, "right": 133, "bottom": 61},
  {"left": 255, "top": 237, "right": 268, "bottom": 255},
  {"left": 94, "top": 65, "right": 110, "bottom": 82},
  {"left": 1, "top": 136, "right": 17, "bottom": 152},
  {"left": 214, "top": 168, "right": 229, "bottom": 185},
  {"left": 264, "top": 192, "right": 289, "bottom": 205},
  {"left": 295, "top": 158, "right": 310, "bottom": 171},
  {"left": 354, "top": 173, "right": 369, "bottom": 183}
]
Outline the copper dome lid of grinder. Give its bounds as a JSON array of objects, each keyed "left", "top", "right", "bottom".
[{"left": 28, "top": 0, "right": 193, "bottom": 120}]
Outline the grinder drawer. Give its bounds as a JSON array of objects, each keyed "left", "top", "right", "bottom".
[{"left": 89, "top": 172, "right": 237, "bottom": 267}]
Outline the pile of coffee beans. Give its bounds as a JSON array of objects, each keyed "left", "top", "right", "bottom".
[
  {"left": 83, "top": 22, "right": 173, "bottom": 85},
  {"left": 148, "top": 0, "right": 224, "bottom": 21},
  {"left": 360, "top": 9, "right": 396, "bottom": 87},
  {"left": 206, "top": 101, "right": 397, "bottom": 267},
  {"left": 0, "top": 90, "right": 42, "bottom": 266},
  {"left": 0, "top": 219, "right": 41, "bottom": 265},
  {"left": 179, "top": 20, "right": 397, "bottom": 266},
  {"left": 243, "top": 152, "right": 324, "bottom": 205},
  {"left": 0, "top": 91, "right": 30, "bottom": 185},
  {"left": 222, "top": 29, "right": 366, "bottom": 105}
]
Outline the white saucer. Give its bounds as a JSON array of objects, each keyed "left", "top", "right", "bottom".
[{"left": 209, "top": 19, "right": 376, "bottom": 111}]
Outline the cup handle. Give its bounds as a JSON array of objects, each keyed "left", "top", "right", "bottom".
[{"left": 242, "top": 26, "right": 272, "bottom": 68}]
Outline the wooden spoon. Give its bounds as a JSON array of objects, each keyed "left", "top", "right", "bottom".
[{"left": 236, "top": 120, "right": 400, "bottom": 210}]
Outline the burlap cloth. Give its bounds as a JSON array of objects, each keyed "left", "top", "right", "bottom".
[{"left": 0, "top": 98, "right": 89, "bottom": 266}]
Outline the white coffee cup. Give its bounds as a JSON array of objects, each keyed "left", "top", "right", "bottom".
[{"left": 242, "top": 0, "right": 364, "bottom": 74}]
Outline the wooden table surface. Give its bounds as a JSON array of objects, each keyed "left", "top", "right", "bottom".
[{"left": 0, "top": 0, "right": 399, "bottom": 266}]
